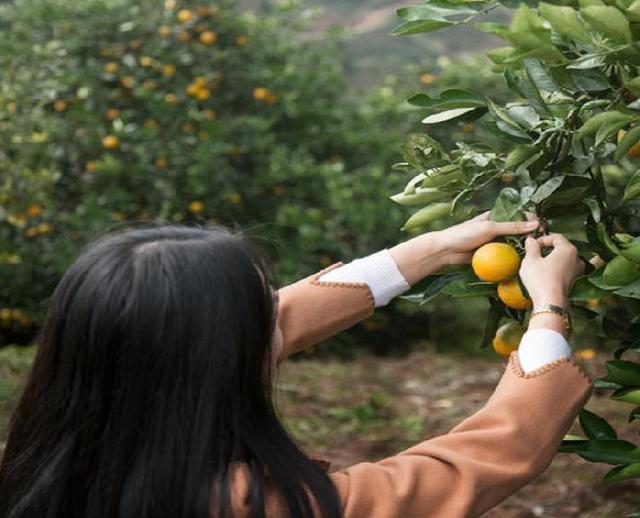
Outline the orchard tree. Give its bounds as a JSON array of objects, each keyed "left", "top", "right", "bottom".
[{"left": 390, "top": 0, "right": 640, "bottom": 508}]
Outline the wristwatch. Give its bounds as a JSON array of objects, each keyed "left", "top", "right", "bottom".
[{"left": 530, "top": 304, "right": 573, "bottom": 334}]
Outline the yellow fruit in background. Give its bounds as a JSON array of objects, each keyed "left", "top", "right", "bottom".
[
  {"left": 196, "top": 5, "right": 212, "bottom": 16},
  {"left": 7, "top": 102, "right": 17, "bottom": 113},
  {"left": 462, "top": 122, "right": 475, "bottom": 133},
  {"left": 492, "top": 322, "right": 525, "bottom": 357},
  {"left": 420, "top": 73, "right": 436, "bottom": 85},
  {"left": 158, "top": 25, "right": 172, "bottom": 37},
  {"left": 27, "top": 203, "right": 43, "bottom": 218},
  {"left": 617, "top": 129, "right": 640, "bottom": 158},
  {"left": 196, "top": 88, "right": 210, "bottom": 101},
  {"left": 195, "top": 76, "right": 207, "bottom": 86},
  {"left": 497, "top": 278, "right": 532, "bottom": 309},
  {"left": 37, "top": 222, "right": 53, "bottom": 235},
  {"left": 162, "top": 64, "right": 177, "bottom": 76},
  {"left": 235, "top": 35, "right": 249, "bottom": 46},
  {"left": 54, "top": 100, "right": 67, "bottom": 112},
  {"left": 120, "top": 76, "right": 135, "bottom": 88},
  {"left": 227, "top": 193, "right": 242, "bottom": 204},
  {"left": 189, "top": 200, "right": 204, "bottom": 214},
  {"left": 164, "top": 93, "right": 177, "bottom": 104},
  {"left": 140, "top": 56, "right": 153, "bottom": 66},
  {"left": 86, "top": 161, "right": 98, "bottom": 173},
  {"left": 472, "top": 243, "right": 521, "bottom": 282},
  {"left": 155, "top": 157, "right": 168, "bottom": 169},
  {"left": 177, "top": 9, "right": 194, "bottom": 22},
  {"left": 179, "top": 31, "right": 192, "bottom": 42},
  {"left": 106, "top": 108, "right": 119, "bottom": 120},
  {"left": 104, "top": 62, "right": 119, "bottom": 74},
  {"left": 143, "top": 79, "right": 157, "bottom": 91},
  {"left": 253, "top": 87, "right": 269, "bottom": 100},
  {"left": 186, "top": 84, "right": 200, "bottom": 96},
  {"left": 204, "top": 109, "right": 216, "bottom": 120},
  {"left": 144, "top": 118, "right": 158, "bottom": 129},
  {"left": 200, "top": 31, "right": 217, "bottom": 45},
  {"left": 25, "top": 227, "right": 38, "bottom": 238},
  {"left": 102, "top": 135, "right": 120, "bottom": 150},
  {"left": 130, "top": 39, "right": 143, "bottom": 51},
  {"left": 575, "top": 348, "right": 596, "bottom": 360}
]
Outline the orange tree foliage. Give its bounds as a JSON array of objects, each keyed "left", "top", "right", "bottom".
[
  {"left": 0, "top": 0, "right": 410, "bottom": 345},
  {"left": 390, "top": 0, "right": 640, "bottom": 506}
]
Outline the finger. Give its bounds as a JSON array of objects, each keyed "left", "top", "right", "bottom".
[
  {"left": 523, "top": 211, "right": 538, "bottom": 222},
  {"left": 524, "top": 236, "right": 542, "bottom": 259},
  {"left": 447, "top": 252, "right": 474, "bottom": 265},
  {"left": 575, "top": 258, "right": 586, "bottom": 277},
  {"left": 470, "top": 211, "right": 491, "bottom": 222},
  {"left": 490, "top": 219, "right": 540, "bottom": 236},
  {"left": 536, "top": 233, "right": 572, "bottom": 250}
]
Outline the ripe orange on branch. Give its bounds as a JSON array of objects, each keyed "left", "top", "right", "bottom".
[
  {"left": 472, "top": 243, "right": 521, "bottom": 282},
  {"left": 101, "top": 135, "right": 120, "bottom": 150},
  {"left": 492, "top": 322, "right": 524, "bottom": 357},
  {"left": 497, "top": 278, "right": 532, "bottom": 309}
]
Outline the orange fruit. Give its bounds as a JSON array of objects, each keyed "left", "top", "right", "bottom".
[
  {"left": 86, "top": 161, "right": 98, "bottom": 173},
  {"left": 189, "top": 200, "right": 204, "bottom": 214},
  {"left": 492, "top": 322, "right": 525, "bottom": 357},
  {"left": 162, "top": 64, "right": 177, "bottom": 76},
  {"left": 104, "top": 62, "right": 119, "bottom": 74},
  {"left": 177, "top": 9, "right": 194, "bottom": 22},
  {"left": 101, "top": 135, "right": 120, "bottom": 150},
  {"left": 472, "top": 242, "right": 521, "bottom": 282},
  {"left": 27, "top": 203, "right": 43, "bottom": 218},
  {"left": 235, "top": 35, "right": 249, "bottom": 46},
  {"left": 253, "top": 87, "right": 269, "bottom": 101},
  {"left": 54, "top": 99, "right": 67, "bottom": 112},
  {"left": 106, "top": 108, "right": 119, "bottom": 120},
  {"left": 200, "top": 31, "right": 217, "bottom": 45},
  {"left": 618, "top": 129, "right": 640, "bottom": 158},
  {"left": 158, "top": 25, "right": 172, "bottom": 37},
  {"left": 195, "top": 88, "right": 210, "bottom": 101},
  {"left": 498, "top": 278, "right": 532, "bottom": 309},
  {"left": 420, "top": 73, "right": 436, "bottom": 85}
]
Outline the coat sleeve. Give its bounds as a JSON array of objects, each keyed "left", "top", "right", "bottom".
[
  {"left": 276, "top": 263, "right": 375, "bottom": 362},
  {"left": 329, "top": 353, "right": 593, "bottom": 518}
]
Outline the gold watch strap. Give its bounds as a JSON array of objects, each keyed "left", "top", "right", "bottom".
[{"left": 530, "top": 304, "right": 573, "bottom": 334}]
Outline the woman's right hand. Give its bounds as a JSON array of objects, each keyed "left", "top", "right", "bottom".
[{"left": 520, "top": 233, "right": 585, "bottom": 310}]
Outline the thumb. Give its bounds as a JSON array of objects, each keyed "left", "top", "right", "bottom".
[{"left": 524, "top": 236, "right": 541, "bottom": 259}]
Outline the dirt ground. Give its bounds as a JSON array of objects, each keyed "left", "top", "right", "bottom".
[
  {"left": 278, "top": 348, "right": 640, "bottom": 517},
  {"left": 1, "top": 345, "right": 639, "bottom": 516}
]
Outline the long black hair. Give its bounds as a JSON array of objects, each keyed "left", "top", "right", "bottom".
[{"left": 0, "top": 224, "right": 341, "bottom": 518}]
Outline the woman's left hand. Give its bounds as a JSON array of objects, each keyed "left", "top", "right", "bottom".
[{"left": 389, "top": 211, "right": 540, "bottom": 286}]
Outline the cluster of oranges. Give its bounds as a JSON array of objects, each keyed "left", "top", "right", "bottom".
[
  {"left": 186, "top": 76, "right": 212, "bottom": 101},
  {"left": 6, "top": 203, "right": 54, "bottom": 238},
  {"left": 471, "top": 242, "right": 530, "bottom": 357},
  {"left": 0, "top": 308, "right": 32, "bottom": 329}
]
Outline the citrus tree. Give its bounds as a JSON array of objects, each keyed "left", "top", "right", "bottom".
[
  {"left": 0, "top": 0, "right": 411, "bottom": 346},
  {"left": 389, "top": 0, "right": 640, "bottom": 507}
]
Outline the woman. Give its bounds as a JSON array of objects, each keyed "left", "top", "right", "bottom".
[{"left": 0, "top": 213, "right": 590, "bottom": 518}]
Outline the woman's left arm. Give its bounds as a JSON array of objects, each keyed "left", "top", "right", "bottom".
[{"left": 276, "top": 213, "right": 539, "bottom": 362}]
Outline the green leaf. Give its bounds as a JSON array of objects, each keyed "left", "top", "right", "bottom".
[
  {"left": 602, "top": 360, "right": 640, "bottom": 386},
  {"left": 570, "top": 68, "right": 611, "bottom": 92},
  {"left": 407, "top": 89, "right": 487, "bottom": 110},
  {"left": 391, "top": 19, "right": 453, "bottom": 35},
  {"left": 597, "top": 222, "right": 623, "bottom": 256},
  {"left": 580, "top": 409, "right": 618, "bottom": 439},
  {"left": 539, "top": 3, "right": 592, "bottom": 42},
  {"left": 625, "top": 76, "right": 640, "bottom": 97},
  {"left": 479, "top": 298, "right": 506, "bottom": 349},
  {"left": 402, "top": 202, "right": 451, "bottom": 231},
  {"left": 629, "top": 406, "right": 640, "bottom": 423},
  {"left": 505, "top": 144, "right": 540, "bottom": 169},
  {"left": 474, "top": 22, "right": 511, "bottom": 39},
  {"left": 570, "top": 275, "right": 611, "bottom": 300},
  {"left": 595, "top": 119, "right": 631, "bottom": 147},
  {"left": 604, "top": 463, "right": 640, "bottom": 482},
  {"left": 421, "top": 165, "right": 466, "bottom": 188},
  {"left": 491, "top": 187, "right": 525, "bottom": 221},
  {"left": 530, "top": 176, "right": 564, "bottom": 204},
  {"left": 615, "top": 126, "right": 640, "bottom": 161},
  {"left": 422, "top": 107, "right": 482, "bottom": 124},
  {"left": 623, "top": 169, "right": 640, "bottom": 202},
  {"left": 615, "top": 279, "right": 640, "bottom": 299},
  {"left": 441, "top": 279, "right": 497, "bottom": 298},
  {"left": 613, "top": 388, "right": 640, "bottom": 405},
  {"left": 581, "top": 5, "right": 632, "bottom": 43},
  {"left": 577, "top": 111, "right": 636, "bottom": 140},
  {"left": 402, "top": 271, "right": 467, "bottom": 305},
  {"left": 397, "top": 3, "right": 478, "bottom": 21},
  {"left": 560, "top": 438, "right": 640, "bottom": 464},
  {"left": 583, "top": 197, "right": 602, "bottom": 223},
  {"left": 391, "top": 188, "right": 449, "bottom": 206}
]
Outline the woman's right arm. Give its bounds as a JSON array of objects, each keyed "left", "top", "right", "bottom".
[{"left": 329, "top": 233, "right": 592, "bottom": 518}]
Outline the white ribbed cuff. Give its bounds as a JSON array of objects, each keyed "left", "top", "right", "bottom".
[
  {"left": 318, "top": 249, "right": 410, "bottom": 307},
  {"left": 517, "top": 328, "right": 571, "bottom": 373}
]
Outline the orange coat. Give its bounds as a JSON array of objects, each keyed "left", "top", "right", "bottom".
[{"left": 240, "top": 264, "right": 593, "bottom": 517}]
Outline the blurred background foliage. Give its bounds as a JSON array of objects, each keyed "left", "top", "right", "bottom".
[{"left": 0, "top": 0, "right": 510, "bottom": 354}]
